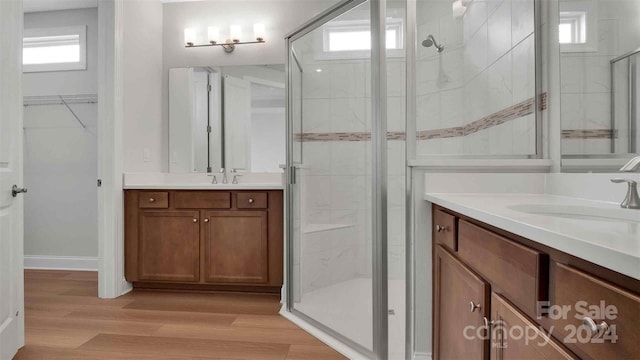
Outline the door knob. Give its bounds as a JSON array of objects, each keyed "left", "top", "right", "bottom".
[
  {"left": 435, "top": 225, "right": 446, "bottom": 232},
  {"left": 248, "top": 198, "right": 255, "bottom": 204},
  {"left": 12, "top": 185, "right": 27, "bottom": 198}
]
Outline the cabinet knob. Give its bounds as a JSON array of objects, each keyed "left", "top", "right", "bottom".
[
  {"left": 204, "top": 218, "right": 209, "bottom": 223},
  {"left": 469, "top": 301, "right": 481, "bottom": 313},
  {"left": 248, "top": 198, "right": 255, "bottom": 204},
  {"left": 435, "top": 225, "right": 446, "bottom": 232},
  {"left": 149, "top": 197, "right": 156, "bottom": 203},
  {"left": 483, "top": 317, "right": 495, "bottom": 328},
  {"left": 193, "top": 218, "right": 198, "bottom": 223},
  {"left": 582, "top": 317, "right": 609, "bottom": 339}
]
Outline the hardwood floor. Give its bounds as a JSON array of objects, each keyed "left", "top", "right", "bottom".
[{"left": 15, "top": 270, "right": 346, "bottom": 360}]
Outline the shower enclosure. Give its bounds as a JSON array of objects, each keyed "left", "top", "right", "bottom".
[{"left": 284, "top": 0, "right": 407, "bottom": 359}]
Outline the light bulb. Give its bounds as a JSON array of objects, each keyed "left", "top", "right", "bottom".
[
  {"left": 184, "top": 28, "right": 196, "bottom": 46},
  {"left": 254, "top": 23, "right": 265, "bottom": 41},
  {"left": 230, "top": 25, "right": 242, "bottom": 43},
  {"left": 207, "top": 26, "right": 219, "bottom": 44}
]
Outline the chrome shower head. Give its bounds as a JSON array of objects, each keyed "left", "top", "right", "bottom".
[{"left": 421, "top": 34, "right": 444, "bottom": 53}]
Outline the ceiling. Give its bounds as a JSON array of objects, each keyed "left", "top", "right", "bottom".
[{"left": 23, "top": 0, "right": 98, "bottom": 13}]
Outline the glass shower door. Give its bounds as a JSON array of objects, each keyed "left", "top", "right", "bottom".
[{"left": 287, "top": 0, "right": 375, "bottom": 355}]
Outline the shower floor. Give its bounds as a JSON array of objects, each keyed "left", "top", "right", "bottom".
[{"left": 294, "top": 278, "right": 406, "bottom": 359}]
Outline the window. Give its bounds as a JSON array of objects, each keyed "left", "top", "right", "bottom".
[
  {"left": 23, "top": 26, "right": 86, "bottom": 72},
  {"left": 318, "top": 18, "right": 404, "bottom": 59},
  {"left": 559, "top": 0, "right": 597, "bottom": 52},
  {"left": 559, "top": 11, "right": 586, "bottom": 44}
]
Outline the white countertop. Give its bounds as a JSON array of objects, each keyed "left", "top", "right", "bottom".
[
  {"left": 124, "top": 183, "right": 284, "bottom": 190},
  {"left": 425, "top": 193, "right": 640, "bottom": 280},
  {"left": 123, "top": 172, "right": 284, "bottom": 190}
]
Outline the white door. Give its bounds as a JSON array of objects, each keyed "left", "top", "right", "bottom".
[
  {"left": 223, "top": 75, "right": 251, "bottom": 171},
  {"left": 0, "top": 0, "right": 26, "bottom": 359}
]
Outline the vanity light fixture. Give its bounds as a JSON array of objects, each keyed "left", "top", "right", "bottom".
[{"left": 184, "top": 24, "right": 266, "bottom": 53}]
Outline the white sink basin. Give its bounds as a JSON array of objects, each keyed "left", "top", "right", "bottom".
[{"left": 508, "top": 204, "right": 640, "bottom": 224}]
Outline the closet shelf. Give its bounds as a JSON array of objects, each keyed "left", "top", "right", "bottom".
[
  {"left": 23, "top": 94, "right": 98, "bottom": 106},
  {"left": 23, "top": 94, "right": 97, "bottom": 130}
]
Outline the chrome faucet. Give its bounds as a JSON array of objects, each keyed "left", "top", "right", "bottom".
[
  {"left": 611, "top": 156, "right": 640, "bottom": 209},
  {"left": 219, "top": 168, "right": 228, "bottom": 184},
  {"left": 231, "top": 168, "right": 244, "bottom": 184},
  {"left": 620, "top": 156, "right": 640, "bottom": 172}
]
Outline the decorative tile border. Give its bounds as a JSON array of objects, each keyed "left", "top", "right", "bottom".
[
  {"left": 295, "top": 93, "right": 547, "bottom": 142},
  {"left": 561, "top": 129, "right": 616, "bottom": 139}
]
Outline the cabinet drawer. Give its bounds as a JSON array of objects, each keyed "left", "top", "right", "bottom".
[
  {"left": 551, "top": 263, "right": 640, "bottom": 360},
  {"left": 138, "top": 192, "right": 169, "bottom": 208},
  {"left": 236, "top": 192, "right": 268, "bottom": 209},
  {"left": 174, "top": 191, "right": 231, "bottom": 209},
  {"left": 433, "top": 209, "right": 457, "bottom": 251},
  {"left": 458, "top": 220, "right": 548, "bottom": 317},
  {"left": 490, "top": 292, "right": 577, "bottom": 360}
]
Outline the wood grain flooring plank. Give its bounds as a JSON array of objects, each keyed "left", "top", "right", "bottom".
[
  {"left": 13, "top": 345, "right": 73, "bottom": 359},
  {"left": 78, "top": 334, "right": 290, "bottom": 360},
  {"left": 64, "top": 307, "right": 237, "bottom": 326},
  {"left": 123, "top": 297, "right": 281, "bottom": 315},
  {"left": 231, "top": 315, "right": 300, "bottom": 330},
  {"left": 25, "top": 328, "right": 99, "bottom": 349},
  {"left": 285, "top": 345, "right": 347, "bottom": 360},
  {"left": 25, "top": 316, "right": 162, "bottom": 336},
  {"left": 153, "top": 323, "right": 324, "bottom": 346}
]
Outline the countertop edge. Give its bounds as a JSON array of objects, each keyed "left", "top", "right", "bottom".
[
  {"left": 124, "top": 184, "right": 284, "bottom": 190},
  {"left": 425, "top": 193, "right": 640, "bottom": 281}
]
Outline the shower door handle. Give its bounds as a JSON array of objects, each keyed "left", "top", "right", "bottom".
[{"left": 289, "top": 166, "right": 298, "bottom": 185}]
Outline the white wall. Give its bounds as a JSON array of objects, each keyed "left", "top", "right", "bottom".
[
  {"left": 23, "top": 8, "right": 99, "bottom": 258},
  {"left": 415, "top": 0, "right": 536, "bottom": 156},
  {"left": 122, "top": 0, "right": 164, "bottom": 172},
  {"left": 161, "top": 0, "right": 339, "bottom": 172}
]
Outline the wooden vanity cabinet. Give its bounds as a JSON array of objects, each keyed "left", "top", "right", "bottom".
[
  {"left": 138, "top": 210, "right": 200, "bottom": 282},
  {"left": 203, "top": 211, "right": 268, "bottom": 284},
  {"left": 434, "top": 246, "right": 489, "bottom": 360},
  {"left": 432, "top": 205, "right": 639, "bottom": 360},
  {"left": 125, "top": 190, "right": 283, "bottom": 293}
]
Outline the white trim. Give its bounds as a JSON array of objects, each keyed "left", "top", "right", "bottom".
[
  {"left": 97, "top": 0, "right": 130, "bottom": 299},
  {"left": 24, "top": 256, "right": 99, "bottom": 271},
  {"left": 412, "top": 351, "right": 432, "bottom": 360},
  {"left": 408, "top": 159, "right": 553, "bottom": 172},
  {"left": 279, "top": 307, "right": 369, "bottom": 360}
]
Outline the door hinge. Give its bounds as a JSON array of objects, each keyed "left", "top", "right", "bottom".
[
  {"left": 207, "top": 125, "right": 212, "bottom": 133},
  {"left": 207, "top": 84, "right": 212, "bottom": 92},
  {"left": 97, "top": 179, "right": 102, "bottom": 187}
]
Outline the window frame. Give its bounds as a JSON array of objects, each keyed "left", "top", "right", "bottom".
[
  {"left": 559, "top": 0, "right": 598, "bottom": 53},
  {"left": 23, "top": 25, "right": 87, "bottom": 73},
  {"left": 315, "top": 17, "right": 405, "bottom": 60}
]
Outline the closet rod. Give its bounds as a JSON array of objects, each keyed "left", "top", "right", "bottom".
[
  {"left": 23, "top": 94, "right": 98, "bottom": 106},
  {"left": 23, "top": 94, "right": 96, "bottom": 129}
]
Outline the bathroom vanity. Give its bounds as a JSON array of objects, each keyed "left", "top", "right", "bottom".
[
  {"left": 124, "top": 175, "right": 284, "bottom": 293},
  {"left": 429, "top": 197, "right": 640, "bottom": 360}
]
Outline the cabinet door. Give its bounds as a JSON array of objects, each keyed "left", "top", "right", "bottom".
[
  {"left": 204, "top": 211, "right": 268, "bottom": 284},
  {"left": 139, "top": 211, "right": 200, "bottom": 282},
  {"left": 434, "top": 246, "right": 490, "bottom": 360},
  {"left": 490, "top": 292, "right": 577, "bottom": 360}
]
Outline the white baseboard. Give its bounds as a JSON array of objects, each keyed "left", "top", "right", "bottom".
[
  {"left": 413, "top": 352, "right": 432, "bottom": 360},
  {"left": 24, "top": 255, "right": 99, "bottom": 271}
]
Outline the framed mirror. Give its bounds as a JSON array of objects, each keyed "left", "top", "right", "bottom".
[
  {"left": 169, "top": 64, "right": 285, "bottom": 173},
  {"left": 559, "top": 0, "right": 639, "bottom": 170}
]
